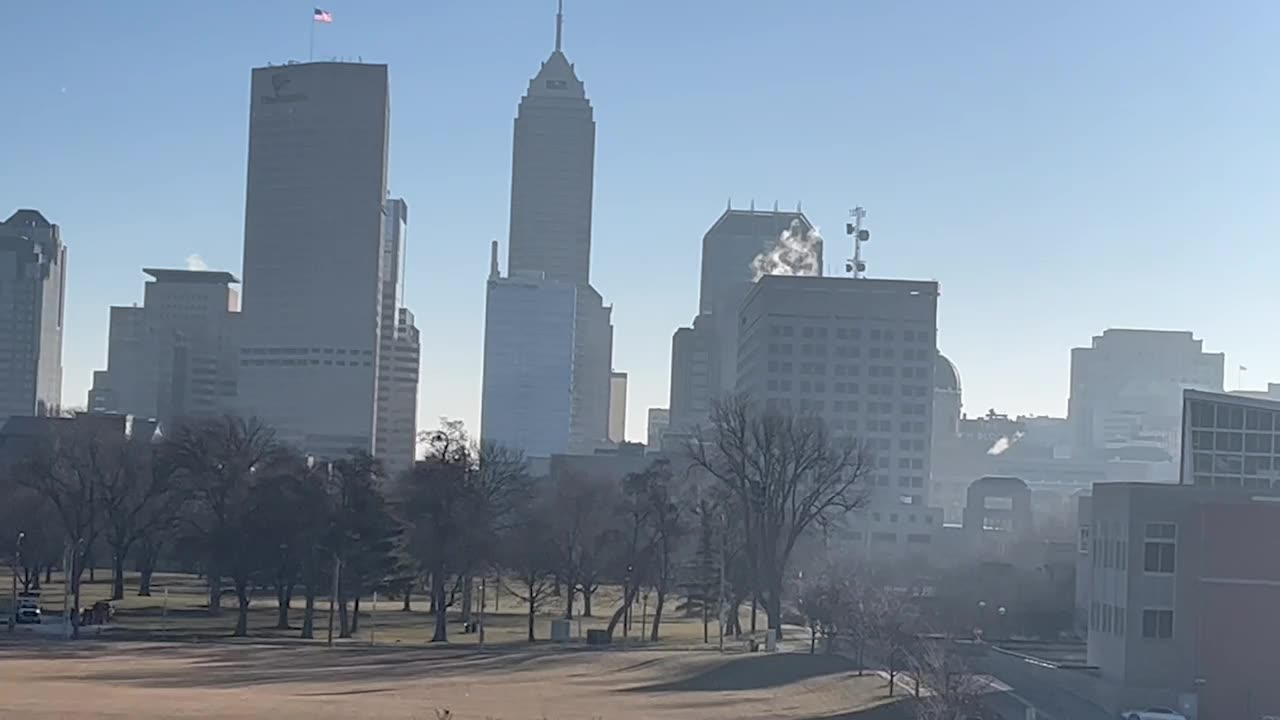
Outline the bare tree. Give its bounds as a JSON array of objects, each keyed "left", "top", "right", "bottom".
[
  {"left": 165, "top": 415, "right": 279, "bottom": 629},
  {"left": 687, "top": 394, "right": 871, "bottom": 640},
  {"left": 399, "top": 421, "right": 530, "bottom": 643},
  {"left": 549, "top": 470, "right": 617, "bottom": 620},
  {"left": 622, "top": 459, "right": 686, "bottom": 641},
  {"left": 501, "top": 508, "right": 557, "bottom": 642},
  {"left": 910, "top": 639, "right": 989, "bottom": 720},
  {"left": 12, "top": 417, "right": 126, "bottom": 637},
  {"left": 99, "top": 432, "right": 184, "bottom": 600}
]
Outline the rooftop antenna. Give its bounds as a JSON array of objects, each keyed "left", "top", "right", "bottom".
[
  {"left": 555, "top": 0, "right": 564, "bottom": 52},
  {"left": 489, "top": 240, "right": 500, "bottom": 279},
  {"left": 845, "top": 206, "right": 869, "bottom": 278}
]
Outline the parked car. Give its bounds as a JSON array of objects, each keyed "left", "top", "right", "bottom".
[
  {"left": 1121, "top": 709, "right": 1187, "bottom": 720},
  {"left": 16, "top": 596, "right": 41, "bottom": 624}
]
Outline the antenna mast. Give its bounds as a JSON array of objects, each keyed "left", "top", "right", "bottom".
[
  {"left": 845, "top": 206, "right": 869, "bottom": 278},
  {"left": 555, "top": 0, "right": 564, "bottom": 52}
]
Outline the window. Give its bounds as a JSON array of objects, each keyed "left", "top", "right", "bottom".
[
  {"left": 1144, "top": 523, "right": 1176, "bottom": 573},
  {"left": 1141, "top": 609, "right": 1174, "bottom": 639}
]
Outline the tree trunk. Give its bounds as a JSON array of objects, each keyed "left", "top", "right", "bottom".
[
  {"left": 650, "top": 589, "right": 666, "bottom": 641},
  {"left": 206, "top": 561, "right": 222, "bottom": 616},
  {"left": 70, "top": 561, "right": 83, "bottom": 640},
  {"left": 138, "top": 565, "right": 154, "bottom": 596},
  {"left": 460, "top": 576, "right": 472, "bottom": 626},
  {"left": 338, "top": 597, "right": 351, "bottom": 638},
  {"left": 430, "top": 570, "right": 448, "bottom": 642},
  {"left": 111, "top": 553, "right": 126, "bottom": 601},
  {"left": 301, "top": 586, "right": 316, "bottom": 639},
  {"left": 234, "top": 582, "right": 250, "bottom": 637},
  {"left": 45, "top": 565, "right": 52, "bottom": 584},
  {"left": 350, "top": 596, "right": 361, "bottom": 634},
  {"left": 728, "top": 597, "right": 743, "bottom": 637},
  {"left": 564, "top": 583, "right": 576, "bottom": 620},
  {"left": 527, "top": 596, "right": 536, "bottom": 642},
  {"left": 402, "top": 580, "right": 412, "bottom": 612},
  {"left": 750, "top": 594, "right": 758, "bottom": 633},
  {"left": 604, "top": 583, "right": 639, "bottom": 639},
  {"left": 30, "top": 566, "right": 40, "bottom": 591},
  {"left": 582, "top": 586, "right": 593, "bottom": 617},
  {"left": 275, "top": 583, "right": 292, "bottom": 629},
  {"left": 767, "top": 590, "right": 783, "bottom": 641},
  {"left": 810, "top": 626, "right": 817, "bottom": 654}
]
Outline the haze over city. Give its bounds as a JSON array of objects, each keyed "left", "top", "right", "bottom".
[
  {"left": 5, "top": 4, "right": 1280, "bottom": 719},
  {"left": 7, "top": 1, "right": 1280, "bottom": 440}
]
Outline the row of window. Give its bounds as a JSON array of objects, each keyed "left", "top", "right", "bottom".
[
  {"left": 243, "top": 347, "right": 373, "bottom": 357},
  {"left": 1189, "top": 430, "right": 1280, "bottom": 454},
  {"left": 1188, "top": 400, "right": 1276, "bottom": 432},
  {"left": 241, "top": 358, "right": 373, "bottom": 368},
  {"left": 768, "top": 325, "right": 934, "bottom": 343},
  {"left": 1090, "top": 604, "right": 1174, "bottom": 640}
]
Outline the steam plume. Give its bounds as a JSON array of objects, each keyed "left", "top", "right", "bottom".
[
  {"left": 185, "top": 254, "right": 209, "bottom": 271},
  {"left": 751, "top": 219, "right": 822, "bottom": 280}
]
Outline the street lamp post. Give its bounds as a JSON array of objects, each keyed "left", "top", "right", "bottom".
[
  {"left": 976, "top": 600, "right": 987, "bottom": 639},
  {"left": 997, "top": 606, "right": 1008, "bottom": 640}
]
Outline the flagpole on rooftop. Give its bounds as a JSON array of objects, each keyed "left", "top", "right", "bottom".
[{"left": 309, "top": 14, "right": 315, "bottom": 62}]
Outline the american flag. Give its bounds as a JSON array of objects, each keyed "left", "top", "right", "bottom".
[{"left": 314, "top": 7, "right": 333, "bottom": 23}]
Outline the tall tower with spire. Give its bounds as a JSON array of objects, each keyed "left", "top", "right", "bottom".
[
  {"left": 482, "top": 2, "right": 614, "bottom": 458},
  {"left": 506, "top": 0, "right": 596, "bottom": 285}
]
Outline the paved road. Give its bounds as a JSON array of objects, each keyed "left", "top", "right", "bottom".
[{"left": 973, "top": 652, "right": 1115, "bottom": 720}]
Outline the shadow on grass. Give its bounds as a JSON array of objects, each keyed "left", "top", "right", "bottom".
[{"left": 621, "top": 652, "right": 861, "bottom": 693}]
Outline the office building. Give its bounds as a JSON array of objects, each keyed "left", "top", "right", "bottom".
[
  {"left": 0, "top": 209, "right": 65, "bottom": 421},
  {"left": 481, "top": 267, "right": 575, "bottom": 459},
  {"left": 1068, "top": 329, "right": 1223, "bottom": 476},
  {"left": 481, "top": 6, "right": 613, "bottom": 458},
  {"left": 236, "top": 61, "right": 390, "bottom": 458},
  {"left": 608, "top": 371, "right": 627, "bottom": 443},
  {"left": 88, "top": 269, "right": 240, "bottom": 427},
  {"left": 669, "top": 207, "right": 816, "bottom": 434},
  {"left": 646, "top": 407, "right": 669, "bottom": 449},
  {"left": 506, "top": 3, "right": 595, "bottom": 285},
  {"left": 1181, "top": 388, "right": 1280, "bottom": 490},
  {"left": 736, "top": 275, "right": 943, "bottom": 547},
  {"left": 373, "top": 198, "right": 419, "bottom": 476},
  {"left": 1082, "top": 481, "right": 1280, "bottom": 718}
]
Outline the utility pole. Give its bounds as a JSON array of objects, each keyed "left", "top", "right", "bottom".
[
  {"left": 717, "top": 514, "right": 726, "bottom": 652},
  {"left": 478, "top": 577, "right": 487, "bottom": 649},
  {"left": 9, "top": 532, "right": 24, "bottom": 632}
]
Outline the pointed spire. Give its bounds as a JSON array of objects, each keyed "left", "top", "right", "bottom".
[
  {"left": 489, "top": 240, "right": 500, "bottom": 279},
  {"left": 555, "top": 0, "right": 564, "bottom": 52}
]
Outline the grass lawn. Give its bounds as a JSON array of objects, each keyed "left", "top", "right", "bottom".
[
  {"left": 0, "top": 640, "right": 914, "bottom": 719},
  {"left": 0, "top": 568, "right": 770, "bottom": 649}
]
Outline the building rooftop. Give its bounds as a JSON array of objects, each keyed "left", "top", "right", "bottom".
[
  {"left": 143, "top": 268, "right": 240, "bottom": 285},
  {"left": 936, "top": 352, "right": 961, "bottom": 392},
  {"left": 705, "top": 208, "right": 811, "bottom": 237},
  {"left": 2, "top": 209, "right": 53, "bottom": 228}
]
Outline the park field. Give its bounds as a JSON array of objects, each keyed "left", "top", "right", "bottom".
[{"left": 0, "top": 641, "right": 911, "bottom": 720}]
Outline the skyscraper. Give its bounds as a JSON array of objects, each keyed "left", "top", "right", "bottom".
[
  {"left": 237, "top": 62, "right": 391, "bottom": 458},
  {"left": 1069, "top": 329, "right": 1223, "bottom": 478},
  {"left": 736, "top": 275, "right": 943, "bottom": 545},
  {"left": 374, "top": 198, "right": 420, "bottom": 476},
  {"left": 608, "top": 371, "right": 627, "bottom": 443},
  {"left": 481, "top": 4, "right": 613, "bottom": 458},
  {"left": 507, "top": 1, "right": 595, "bottom": 285},
  {"left": 668, "top": 207, "right": 815, "bottom": 433},
  {"left": 0, "top": 209, "right": 65, "bottom": 421},
  {"left": 89, "top": 269, "right": 241, "bottom": 428}
]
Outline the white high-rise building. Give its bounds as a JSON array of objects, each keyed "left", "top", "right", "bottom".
[
  {"left": 236, "top": 62, "right": 390, "bottom": 458},
  {"left": 89, "top": 269, "right": 241, "bottom": 428},
  {"left": 374, "top": 198, "right": 419, "bottom": 476},
  {"left": 736, "top": 275, "right": 943, "bottom": 547},
  {"left": 1069, "top": 329, "right": 1224, "bottom": 473},
  {"left": 481, "top": 4, "right": 613, "bottom": 457},
  {"left": 608, "top": 371, "right": 627, "bottom": 443},
  {"left": 0, "top": 209, "right": 65, "bottom": 421}
]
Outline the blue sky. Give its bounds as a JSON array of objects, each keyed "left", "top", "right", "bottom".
[{"left": 6, "top": 1, "right": 1280, "bottom": 440}]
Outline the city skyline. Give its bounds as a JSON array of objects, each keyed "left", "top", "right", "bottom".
[{"left": 6, "top": 1, "right": 1279, "bottom": 441}]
